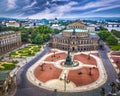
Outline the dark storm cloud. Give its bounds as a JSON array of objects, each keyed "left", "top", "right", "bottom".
[{"left": 0, "top": 0, "right": 120, "bottom": 18}]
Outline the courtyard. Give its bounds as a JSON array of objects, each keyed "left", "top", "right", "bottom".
[{"left": 27, "top": 49, "right": 107, "bottom": 92}]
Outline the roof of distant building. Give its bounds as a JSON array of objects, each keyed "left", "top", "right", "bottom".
[
  {"left": 89, "top": 32, "right": 99, "bottom": 38},
  {"left": 54, "top": 32, "right": 99, "bottom": 39},
  {"left": 54, "top": 33, "right": 62, "bottom": 38},
  {"left": 107, "top": 22, "right": 120, "bottom": 24},
  {"left": 63, "top": 28, "right": 88, "bottom": 33},
  {"left": 0, "top": 31, "right": 18, "bottom": 35},
  {"left": 51, "top": 24, "right": 59, "bottom": 27}
]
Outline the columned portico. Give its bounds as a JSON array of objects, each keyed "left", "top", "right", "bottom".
[
  {"left": 0, "top": 31, "right": 21, "bottom": 56},
  {"left": 49, "top": 21, "right": 100, "bottom": 52}
]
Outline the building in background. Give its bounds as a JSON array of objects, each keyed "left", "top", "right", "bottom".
[
  {"left": 6, "top": 21, "right": 20, "bottom": 27},
  {"left": 87, "top": 24, "right": 95, "bottom": 32},
  {"left": 51, "top": 24, "right": 65, "bottom": 30},
  {"left": 49, "top": 21, "right": 100, "bottom": 52},
  {"left": 40, "top": 19, "right": 49, "bottom": 25},
  {"left": 66, "top": 20, "right": 87, "bottom": 29},
  {"left": 104, "top": 22, "right": 120, "bottom": 31},
  {"left": 0, "top": 31, "right": 21, "bottom": 56}
]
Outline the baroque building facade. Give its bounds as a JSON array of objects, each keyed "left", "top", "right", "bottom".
[
  {"left": 49, "top": 21, "right": 100, "bottom": 52},
  {"left": 6, "top": 21, "right": 20, "bottom": 27},
  {"left": 0, "top": 31, "right": 21, "bottom": 55}
]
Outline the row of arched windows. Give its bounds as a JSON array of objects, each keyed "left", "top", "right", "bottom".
[
  {"left": 53, "top": 38, "right": 98, "bottom": 45},
  {"left": 68, "top": 25, "right": 85, "bottom": 29},
  {"left": 0, "top": 36, "right": 21, "bottom": 45},
  {"left": 0, "top": 42, "right": 20, "bottom": 53},
  {"left": 53, "top": 43, "right": 98, "bottom": 51}
]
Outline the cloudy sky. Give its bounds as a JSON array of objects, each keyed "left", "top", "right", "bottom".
[{"left": 0, "top": 0, "right": 120, "bottom": 19}]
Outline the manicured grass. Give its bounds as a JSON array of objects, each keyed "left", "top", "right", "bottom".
[
  {"left": 0, "top": 60, "right": 18, "bottom": 70},
  {"left": 110, "top": 43, "right": 120, "bottom": 51},
  {"left": 10, "top": 52, "right": 17, "bottom": 55},
  {"left": 10, "top": 44, "right": 41, "bottom": 58},
  {"left": 2, "top": 64, "right": 16, "bottom": 70}
]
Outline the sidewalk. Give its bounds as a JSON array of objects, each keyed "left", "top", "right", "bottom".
[
  {"left": 107, "top": 51, "right": 120, "bottom": 74},
  {"left": 9, "top": 45, "right": 44, "bottom": 76},
  {"left": 7, "top": 45, "right": 44, "bottom": 96},
  {"left": 26, "top": 50, "right": 107, "bottom": 92}
]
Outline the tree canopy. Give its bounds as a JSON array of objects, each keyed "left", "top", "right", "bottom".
[
  {"left": 111, "top": 29, "right": 120, "bottom": 38},
  {"left": 0, "top": 25, "right": 60, "bottom": 44},
  {"left": 97, "top": 26, "right": 118, "bottom": 46},
  {"left": 106, "top": 35, "right": 118, "bottom": 45},
  {"left": 97, "top": 31, "right": 111, "bottom": 41},
  {"left": 99, "top": 26, "right": 108, "bottom": 31}
]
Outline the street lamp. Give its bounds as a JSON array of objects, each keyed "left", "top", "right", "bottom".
[
  {"left": 40, "top": 64, "right": 44, "bottom": 71},
  {"left": 25, "top": 58, "right": 27, "bottom": 64},
  {"left": 88, "top": 51, "right": 91, "bottom": 59},
  {"left": 64, "top": 73, "right": 66, "bottom": 91},
  {"left": 40, "top": 61, "right": 45, "bottom": 71},
  {"left": 88, "top": 40, "right": 92, "bottom": 59},
  {"left": 89, "top": 68, "right": 92, "bottom": 76}
]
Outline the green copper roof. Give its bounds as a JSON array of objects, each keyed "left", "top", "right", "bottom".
[
  {"left": 63, "top": 28, "right": 88, "bottom": 32},
  {"left": 90, "top": 32, "right": 96, "bottom": 35}
]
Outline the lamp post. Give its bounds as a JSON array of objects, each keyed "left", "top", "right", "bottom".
[
  {"left": 89, "top": 67, "right": 92, "bottom": 76},
  {"left": 88, "top": 39, "right": 92, "bottom": 59},
  {"left": 88, "top": 51, "right": 91, "bottom": 59},
  {"left": 54, "top": 51, "right": 55, "bottom": 57},
  {"left": 41, "top": 61, "right": 45, "bottom": 71},
  {"left": 64, "top": 73, "right": 66, "bottom": 92}
]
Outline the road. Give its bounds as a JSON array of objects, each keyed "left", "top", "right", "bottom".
[
  {"left": 15, "top": 46, "right": 57, "bottom": 96},
  {"left": 15, "top": 45, "right": 118, "bottom": 96}
]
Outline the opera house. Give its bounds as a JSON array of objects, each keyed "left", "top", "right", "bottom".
[{"left": 49, "top": 21, "right": 100, "bottom": 52}]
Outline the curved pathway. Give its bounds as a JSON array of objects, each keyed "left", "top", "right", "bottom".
[
  {"left": 15, "top": 46, "right": 57, "bottom": 96},
  {"left": 15, "top": 46, "right": 118, "bottom": 96},
  {"left": 27, "top": 51, "right": 107, "bottom": 92}
]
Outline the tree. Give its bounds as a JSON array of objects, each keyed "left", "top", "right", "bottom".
[
  {"left": 97, "top": 31, "right": 111, "bottom": 41},
  {"left": 43, "top": 34, "right": 50, "bottom": 42},
  {"left": 99, "top": 26, "right": 108, "bottom": 31},
  {"left": 111, "top": 29, "right": 120, "bottom": 38},
  {"left": 53, "top": 29, "right": 60, "bottom": 34},
  {"left": 33, "top": 34, "right": 43, "bottom": 44},
  {"left": 106, "top": 35, "right": 118, "bottom": 45},
  {"left": 31, "top": 29, "right": 39, "bottom": 39},
  {"left": 21, "top": 30, "right": 31, "bottom": 42},
  {"left": 1, "top": 24, "right": 60, "bottom": 44}
]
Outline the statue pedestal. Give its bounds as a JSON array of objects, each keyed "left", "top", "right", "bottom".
[{"left": 61, "top": 60, "right": 79, "bottom": 67}]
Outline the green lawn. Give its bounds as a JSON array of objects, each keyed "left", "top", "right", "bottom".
[
  {"left": 10, "top": 44, "right": 41, "bottom": 58},
  {"left": 110, "top": 43, "right": 120, "bottom": 51},
  {"left": 10, "top": 52, "right": 17, "bottom": 55},
  {"left": 0, "top": 61, "right": 18, "bottom": 70},
  {"left": 2, "top": 64, "right": 16, "bottom": 70}
]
